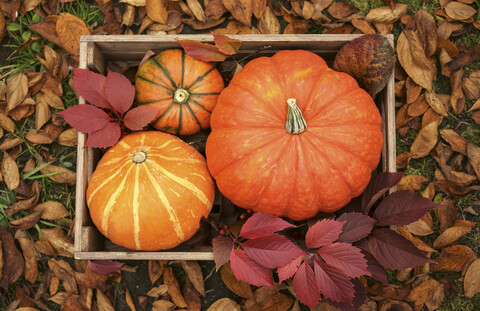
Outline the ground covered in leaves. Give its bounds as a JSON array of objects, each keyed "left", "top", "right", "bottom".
[{"left": 1, "top": 0, "right": 480, "bottom": 310}]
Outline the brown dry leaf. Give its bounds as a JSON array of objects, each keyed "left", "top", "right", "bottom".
[
  {"left": 351, "top": 17, "right": 376, "bottom": 34},
  {"left": 0, "top": 227, "right": 25, "bottom": 290},
  {"left": 186, "top": 0, "right": 206, "bottom": 22},
  {"left": 183, "top": 17, "right": 226, "bottom": 30},
  {"left": 405, "top": 213, "right": 434, "bottom": 236},
  {"left": 6, "top": 73, "right": 28, "bottom": 112},
  {"left": 25, "top": 130, "right": 54, "bottom": 145},
  {"left": 207, "top": 297, "right": 241, "bottom": 311},
  {"left": 35, "top": 227, "right": 74, "bottom": 257},
  {"left": 436, "top": 199, "right": 457, "bottom": 232},
  {"left": 433, "top": 245, "right": 477, "bottom": 272},
  {"left": 1, "top": 151, "right": 20, "bottom": 191},
  {"left": 463, "top": 76, "right": 479, "bottom": 100},
  {"left": 450, "top": 170, "right": 477, "bottom": 187},
  {"left": 410, "top": 120, "right": 439, "bottom": 158},
  {"left": 451, "top": 86, "right": 465, "bottom": 115},
  {"left": 39, "top": 89, "right": 64, "bottom": 109},
  {"left": 415, "top": 10, "right": 437, "bottom": 57},
  {"left": 48, "top": 258, "right": 78, "bottom": 294},
  {"left": 122, "top": 4, "right": 136, "bottom": 27},
  {"left": 250, "top": 287, "right": 294, "bottom": 311},
  {"left": 302, "top": 1, "right": 314, "bottom": 19},
  {"left": 425, "top": 91, "right": 448, "bottom": 116},
  {"left": 437, "top": 37, "right": 459, "bottom": 58},
  {"left": 365, "top": 4, "right": 408, "bottom": 23},
  {"left": 183, "top": 278, "right": 201, "bottom": 311},
  {"left": 444, "top": 1, "right": 476, "bottom": 20},
  {"left": 14, "top": 230, "right": 39, "bottom": 284},
  {"left": 425, "top": 282, "right": 445, "bottom": 310},
  {"left": 406, "top": 77, "right": 422, "bottom": 104},
  {"left": 439, "top": 129, "right": 467, "bottom": 155},
  {"left": 164, "top": 266, "right": 187, "bottom": 308},
  {"left": 397, "top": 30, "right": 436, "bottom": 90},
  {"left": 397, "top": 174, "right": 428, "bottom": 191},
  {"left": 467, "top": 142, "right": 480, "bottom": 180},
  {"left": 422, "top": 182, "right": 436, "bottom": 200},
  {"left": 422, "top": 108, "right": 444, "bottom": 128},
  {"left": 220, "top": 263, "right": 253, "bottom": 299},
  {"left": 50, "top": 276, "right": 60, "bottom": 295},
  {"left": 40, "top": 162, "right": 76, "bottom": 185},
  {"left": 433, "top": 180, "right": 479, "bottom": 196},
  {"left": 48, "top": 292, "right": 70, "bottom": 305},
  {"left": 206, "top": 0, "right": 228, "bottom": 20},
  {"left": 397, "top": 226, "right": 437, "bottom": 253},
  {"left": 407, "top": 278, "right": 440, "bottom": 311},
  {"left": 97, "top": 289, "right": 115, "bottom": 311},
  {"left": 57, "top": 128, "right": 77, "bottom": 146},
  {"left": 5, "top": 181, "right": 40, "bottom": 217},
  {"left": 181, "top": 260, "right": 205, "bottom": 296},
  {"left": 407, "top": 94, "right": 430, "bottom": 117},
  {"left": 147, "top": 284, "right": 168, "bottom": 297},
  {"left": 56, "top": 13, "right": 91, "bottom": 55},
  {"left": 464, "top": 258, "right": 480, "bottom": 298},
  {"left": 149, "top": 260, "right": 166, "bottom": 284},
  {"left": 29, "top": 19, "right": 64, "bottom": 48},
  {"left": 33, "top": 201, "right": 70, "bottom": 220},
  {"left": 433, "top": 220, "right": 476, "bottom": 249},
  {"left": 0, "top": 137, "right": 23, "bottom": 151},
  {"left": 35, "top": 98, "right": 51, "bottom": 130},
  {"left": 0, "top": 112, "right": 15, "bottom": 134},
  {"left": 327, "top": 2, "right": 358, "bottom": 19},
  {"left": 152, "top": 300, "right": 175, "bottom": 311},
  {"left": 125, "top": 289, "right": 135, "bottom": 311},
  {"left": 222, "top": 0, "right": 252, "bottom": 26},
  {"left": 119, "top": 0, "right": 145, "bottom": 6},
  {"left": 8, "top": 211, "right": 43, "bottom": 230},
  {"left": 257, "top": 6, "right": 280, "bottom": 34}
]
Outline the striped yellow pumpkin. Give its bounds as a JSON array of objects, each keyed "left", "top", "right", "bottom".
[{"left": 86, "top": 131, "right": 214, "bottom": 251}]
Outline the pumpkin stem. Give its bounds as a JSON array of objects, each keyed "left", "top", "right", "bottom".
[
  {"left": 132, "top": 151, "right": 147, "bottom": 164},
  {"left": 174, "top": 88, "right": 190, "bottom": 104},
  {"left": 285, "top": 98, "right": 307, "bottom": 134}
]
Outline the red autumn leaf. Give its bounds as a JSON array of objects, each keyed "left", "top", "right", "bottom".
[
  {"left": 293, "top": 261, "right": 320, "bottom": 309},
  {"left": 314, "top": 260, "right": 355, "bottom": 305},
  {"left": 88, "top": 260, "right": 124, "bottom": 275},
  {"left": 368, "top": 228, "right": 436, "bottom": 270},
  {"left": 105, "top": 70, "right": 135, "bottom": 116},
  {"left": 213, "top": 34, "right": 242, "bottom": 55},
  {"left": 305, "top": 219, "right": 345, "bottom": 249},
  {"left": 328, "top": 278, "right": 367, "bottom": 311},
  {"left": 361, "top": 172, "right": 405, "bottom": 213},
  {"left": 316, "top": 242, "right": 369, "bottom": 278},
  {"left": 361, "top": 250, "right": 389, "bottom": 285},
  {"left": 278, "top": 255, "right": 303, "bottom": 283},
  {"left": 212, "top": 235, "right": 234, "bottom": 270},
  {"left": 373, "top": 190, "right": 439, "bottom": 226},
  {"left": 123, "top": 106, "right": 160, "bottom": 131},
  {"left": 230, "top": 249, "right": 274, "bottom": 287},
  {"left": 177, "top": 39, "right": 229, "bottom": 62},
  {"left": 72, "top": 67, "right": 111, "bottom": 109},
  {"left": 337, "top": 213, "right": 376, "bottom": 243},
  {"left": 85, "top": 122, "right": 121, "bottom": 149},
  {"left": 242, "top": 235, "right": 306, "bottom": 269},
  {"left": 58, "top": 104, "right": 112, "bottom": 133},
  {"left": 239, "top": 212, "right": 295, "bottom": 239}
]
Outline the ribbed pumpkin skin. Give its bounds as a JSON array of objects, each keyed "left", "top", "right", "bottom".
[
  {"left": 86, "top": 131, "right": 215, "bottom": 251},
  {"left": 205, "top": 50, "right": 384, "bottom": 221},
  {"left": 135, "top": 49, "right": 224, "bottom": 135}
]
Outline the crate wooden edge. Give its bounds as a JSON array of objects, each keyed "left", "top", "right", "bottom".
[{"left": 74, "top": 34, "right": 397, "bottom": 260}]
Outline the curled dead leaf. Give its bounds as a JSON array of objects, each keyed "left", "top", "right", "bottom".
[
  {"left": 407, "top": 278, "right": 441, "bottom": 311},
  {"left": 180, "top": 260, "right": 205, "bottom": 296},
  {"left": 467, "top": 143, "right": 480, "bottom": 180},
  {"left": 35, "top": 98, "right": 51, "bottom": 130},
  {"left": 14, "top": 230, "right": 40, "bottom": 284},
  {"left": 396, "top": 174, "right": 428, "bottom": 191},
  {"left": 183, "top": 278, "right": 201, "bottom": 311},
  {"left": 40, "top": 162, "right": 76, "bottom": 185},
  {"left": 464, "top": 259, "right": 480, "bottom": 298},
  {"left": 222, "top": 0, "right": 252, "bottom": 26},
  {"left": 147, "top": 284, "right": 168, "bottom": 298},
  {"left": 56, "top": 13, "right": 91, "bottom": 55},
  {"left": 97, "top": 289, "right": 115, "bottom": 311},
  {"left": 220, "top": 263, "right": 253, "bottom": 299},
  {"left": 163, "top": 266, "right": 187, "bottom": 308},
  {"left": 149, "top": 260, "right": 166, "bottom": 284},
  {"left": 6, "top": 73, "right": 28, "bottom": 112},
  {"left": 0, "top": 227, "right": 25, "bottom": 290},
  {"left": 258, "top": 6, "right": 280, "bottom": 34},
  {"left": 152, "top": 300, "right": 175, "bottom": 311},
  {"left": 433, "top": 220, "right": 476, "bottom": 249},
  {"left": 25, "top": 130, "right": 54, "bottom": 145},
  {"left": 0, "top": 137, "right": 24, "bottom": 151},
  {"left": 405, "top": 212, "right": 434, "bottom": 236},
  {"left": 33, "top": 201, "right": 70, "bottom": 220},
  {"left": 410, "top": 120, "right": 439, "bottom": 158},
  {"left": 35, "top": 227, "right": 74, "bottom": 257},
  {"left": 186, "top": 0, "right": 206, "bottom": 22},
  {"left": 433, "top": 245, "right": 477, "bottom": 272},
  {"left": 425, "top": 91, "right": 448, "bottom": 116},
  {"left": 444, "top": 1, "right": 477, "bottom": 20},
  {"left": 1, "top": 151, "right": 20, "bottom": 191},
  {"left": 0, "top": 112, "right": 15, "bottom": 133},
  {"left": 365, "top": 4, "right": 408, "bottom": 23},
  {"left": 8, "top": 210, "right": 43, "bottom": 230},
  {"left": 207, "top": 297, "right": 241, "bottom": 311}
]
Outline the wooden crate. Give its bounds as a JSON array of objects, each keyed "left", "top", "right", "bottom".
[{"left": 74, "top": 34, "right": 396, "bottom": 260}]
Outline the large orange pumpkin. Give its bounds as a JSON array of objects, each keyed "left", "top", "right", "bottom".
[
  {"left": 86, "top": 131, "right": 215, "bottom": 251},
  {"left": 205, "top": 50, "right": 384, "bottom": 221},
  {"left": 135, "top": 49, "right": 225, "bottom": 135}
]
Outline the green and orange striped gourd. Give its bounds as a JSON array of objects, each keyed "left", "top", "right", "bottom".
[
  {"left": 86, "top": 131, "right": 215, "bottom": 251},
  {"left": 135, "top": 49, "right": 225, "bottom": 135}
]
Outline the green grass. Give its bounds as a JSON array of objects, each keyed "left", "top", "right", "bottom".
[
  {"left": 348, "top": 0, "right": 385, "bottom": 16},
  {"left": 398, "top": 0, "right": 441, "bottom": 14}
]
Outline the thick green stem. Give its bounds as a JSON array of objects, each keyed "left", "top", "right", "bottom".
[{"left": 285, "top": 98, "right": 307, "bottom": 134}]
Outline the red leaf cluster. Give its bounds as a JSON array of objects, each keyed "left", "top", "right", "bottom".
[
  {"left": 59, "top": 68, "right": 160, "bottom": 149},
  {"left": 212, "top": 173, "right": 441, "bottom": 310}
]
